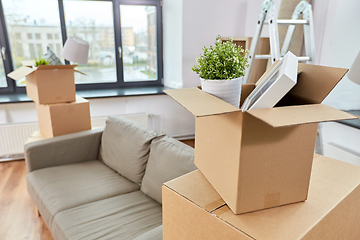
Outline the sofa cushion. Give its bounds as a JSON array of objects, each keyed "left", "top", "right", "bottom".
[
  {"left": 99, "top": 116, "right": 158, "bottom": 184},
  {"left": 133, "top": 225, "right": 163, "bottom": 240},
  {"left": 52, "top": 191, "right": 162, "bottom": 240},
  {"left": 27, "top": 160, "right": 140, "bottom": 228},
  {"left": 141, "top": 136, "right": 197, "bottom": 203}
]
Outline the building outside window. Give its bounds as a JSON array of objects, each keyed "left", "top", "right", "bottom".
[
  {"left": 36, "top": 44, "right": 43, "bottom": 57},
  {"left": 56, "top": 43, "right": 61, "bottom": 55},
  {"left": 47, "top": 33, "right": 53, "bottom": 40},
  {"left": 29, "top": 44, "right": 36, "bottom": 59}
]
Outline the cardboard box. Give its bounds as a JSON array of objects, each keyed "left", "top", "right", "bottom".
[
  {"left": 164, "top": 63, "right": 358, "bottom": 214},
  {"left": 163, "top": 154, "right": 360, "bottom": 239},
  {"left": 36, "top": 96, "right": 91, "bottom": 138},
  {"left": 7, "top": 64, "right": 80, "bottom": 104}
]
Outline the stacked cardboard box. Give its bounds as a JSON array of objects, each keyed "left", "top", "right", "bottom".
[
  {"left": 8, "top": 64, "right": 91, "bottom": 138},
  {"left": 164, "top": 63, "right": 358, "bottom": 214},
  {"left": 163, "top": 155, "right": 360, "bottom": 239}
]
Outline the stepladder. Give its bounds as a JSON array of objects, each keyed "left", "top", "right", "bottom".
[{"left": 243, "top": 0, "right": 316, "bottom": 84}]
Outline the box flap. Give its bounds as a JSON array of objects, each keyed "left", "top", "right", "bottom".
[
  {"left": 164, "top": 88, "right": 240, "bottom": 117},
  {"left": 289, "top": 64, "right": 348, "bottom": 104},
  {"left": 7, "top": 66, "right": 35, "bottom": 81},
  {"left": 246, "top": 104, "right": 358, "bottom": 128},
  {"left": 240, "top": 84, "right": 255, "bottom": 106}
]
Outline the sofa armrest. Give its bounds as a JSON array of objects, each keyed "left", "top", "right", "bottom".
[{"left": 25, "top": 128, "right": 104, "bottom": 172}]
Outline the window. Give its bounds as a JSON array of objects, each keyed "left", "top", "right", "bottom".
[
  {"left": 0, "top": 58, "right": 6, "bottom": 88},
  {"left": 0, "top": 0, "right": 163, "bottom": 94},
  {"left": 116, "top": 1, "right": 162, "bottom": 88},
  {"left": 1, "top": 0, "right": 62, "bottom": 74},
  {"left": 63, "top": 0, "right": 116, "bottom": 84},
  {"left": 120, "top": 5, "right": 158, "bottom": 82}
]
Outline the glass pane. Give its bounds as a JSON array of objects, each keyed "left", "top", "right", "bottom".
[
  {"left": 2, "top": 0, "right": 62, "bottom": 65},
  {"left": 2, "top": 0, "right": 63, "bottom": 86},
  {"left": 64, "top": 0, "right": 116, "bottom": 84},
  {"left": 0, "top": 58, "right": 7, "bottom": 88},
  {"left": 120, "top": 5, "right": 157, "bottom": 82}
]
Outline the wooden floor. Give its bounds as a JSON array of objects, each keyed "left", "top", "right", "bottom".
[
  {"left": 0, "top": 160, "right": 53, "bottom": 240},
  {"left": 0, "top": 139, "right": 194, "bottom": 240},
  {"left": 180, "top": 139, "right": 195, "bottom": 148}
]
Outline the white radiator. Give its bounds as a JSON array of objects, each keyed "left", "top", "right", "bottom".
[
  {"left": 0, "top": 123, "right": 39, "bottom": 158},
  {"left": 0, "top": 113, "right": 148, "bottom": 158},
  {"left": 323, "top": 142, "right": 360, "bottom": 167}
]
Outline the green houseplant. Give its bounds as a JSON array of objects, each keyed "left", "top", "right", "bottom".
[
  {"left": 192, "top": 36, "right": 248, "bottom": 107},
  {"left": 35, "top": 57, "right": 49, "bottom": 67}
]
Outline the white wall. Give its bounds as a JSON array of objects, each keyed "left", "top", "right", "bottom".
[
  {"left": 163, "top": 0, "right": 183, "bottom": 89},
  {"left": 163, "top": 0, "right": 249, "bottom": 89},
  {"left": 314, "top": 0, "right": 360, "bottom": 110},
  {"left": 181, "top": 0, "right": 248, "bottom": 88}
]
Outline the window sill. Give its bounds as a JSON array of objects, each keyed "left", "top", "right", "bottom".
[{"left": 0, "top": 86, "right": 170, "bottom": 104}]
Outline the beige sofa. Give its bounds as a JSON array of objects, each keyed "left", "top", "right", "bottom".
[{"left": 25, "top": 116, "right": 197, "bottom": 240}]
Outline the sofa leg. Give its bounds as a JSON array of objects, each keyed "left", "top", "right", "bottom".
[{"left": 35, "top": 207, "right": 41, "bottom": 217}]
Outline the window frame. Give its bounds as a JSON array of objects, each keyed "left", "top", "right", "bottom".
[
  {"left": 0, "top": 0, "right": 15, "bottom": 93},
  {"left": 0, "top": 0, "right": 163, "bottom": 94}
]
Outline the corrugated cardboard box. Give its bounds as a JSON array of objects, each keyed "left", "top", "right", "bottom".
[
  {"left": 164, "top": 63, "right": 358, "bottom": 214},
  {"left": 7, "top": 64, "right": 80, "bottom": 104},
  {"left": 36, "top": 96, "right": 91, "bottom": 138},
  {"left": 163, "top": 154, "right": 360, "bottom": 239}
]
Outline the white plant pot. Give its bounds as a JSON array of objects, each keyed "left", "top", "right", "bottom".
[{"left": 200, "top": 77, "right": 243, "bottom": 107}]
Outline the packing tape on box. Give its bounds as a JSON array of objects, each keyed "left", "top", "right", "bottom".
[
  {"left": 264, "top": 192, "right": 281, "bottom": 208},
  {"left": 204, "top": 198, "right": 226, "bottom": 212}
]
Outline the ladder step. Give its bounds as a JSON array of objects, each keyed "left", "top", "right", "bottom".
[
  {"left": 254, "top": 55, "right": 271, "bottom": 59},
  {"left": 297, "top": 56, "right": 311, "bottom": 61},
  {"left": 264, "top": 19, "right": 308, "bottom": 25},
  {"left": 254, "top": 55, "right": 311, "bottom": 61}
]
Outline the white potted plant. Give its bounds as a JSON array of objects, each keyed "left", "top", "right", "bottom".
[{"left": 191, "top": 36, "right": 248, "bottom": 107}]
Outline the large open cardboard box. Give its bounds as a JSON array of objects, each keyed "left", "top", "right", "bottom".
[
  {"left": 163, "top": 154, "right": 360, "bottom": 239},
  {"left": 7, "top": 64, "right": 80, "bottom": 104},
  {"left": 164, "top": 63, "right": 358, "bottom": 214},
  {"left": 36, "top": 96, "right": 91, "bottom": 138}
]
